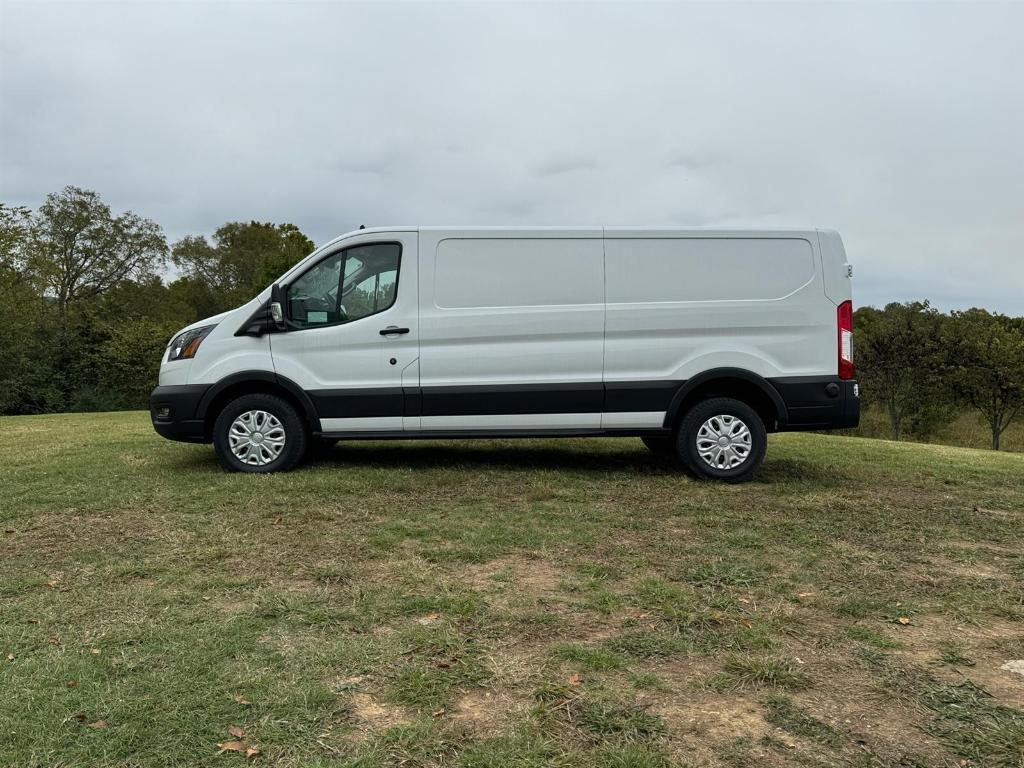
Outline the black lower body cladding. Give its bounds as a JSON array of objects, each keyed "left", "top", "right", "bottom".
[
  {"left": 769, "top": 377, "right": 860, "bottom": 431},
  {"left": 150, "top": 374, "right": 859, "bottom": 442},
  {"left": 150, "top": 384, "right": 209, "bottom": 442}
]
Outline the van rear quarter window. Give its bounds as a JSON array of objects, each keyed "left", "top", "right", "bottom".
[
  {"left": 434, "top": 238, "right": 603, "bottom": 308},
  {"left": 605, "top": 238, "right": 816, "bottom": 303}
]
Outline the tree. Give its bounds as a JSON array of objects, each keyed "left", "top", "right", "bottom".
[
  {"left": 854, "top": 301, "right": 951, "bottom": 440},
  {"left": 947, "top": 309, "right": 1024, "bottom": 450},
  {"left": 171, "top": 221, "right": 314, "bottom": 314},
  {"left": 0, "top": 203, "right": 34, "bottom": 269},
  {"left": 0, "top": 204, "right": 61, "bottom": 414},
  {"left": 23, "top": 186, "right": 167, "bottom": 314}
]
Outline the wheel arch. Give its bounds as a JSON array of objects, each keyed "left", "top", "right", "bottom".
[
  {"left": 196, "top": 371, "right": 319, "bottom": 441},
  {"left": 664, "top": 368, "right": 787, "bottom": 432}
]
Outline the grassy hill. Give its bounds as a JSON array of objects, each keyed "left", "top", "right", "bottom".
[{"left": 1, "top": 412, "right": 1022, "bottom": 767}]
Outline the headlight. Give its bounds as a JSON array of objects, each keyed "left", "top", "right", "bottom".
[{"left": 167, "top": 325, "right": 216, "bottom": 361}]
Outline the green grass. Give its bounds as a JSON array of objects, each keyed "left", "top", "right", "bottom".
[{"left": 1, "top": 411, "right": 1024, "bottom": 767}]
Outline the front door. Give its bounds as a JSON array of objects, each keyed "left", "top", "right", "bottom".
[{"left": 269, "top": 232, "right": 418, "bottom": 432}]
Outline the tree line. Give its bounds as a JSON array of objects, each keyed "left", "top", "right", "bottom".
[{"left": 2, "top": 186, "right": 1022, "bottom": 449}]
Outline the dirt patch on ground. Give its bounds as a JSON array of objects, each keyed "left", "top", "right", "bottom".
[
  {"left": 880, "top": 615, "right": 1024, "bottom": 708},
  {"left": 654, "top": 684, "right": 771, "bottom": 765},
  {"left": 924, "top": 554, "right": 1010, "bottom": 581},
  {"left": 347, "top": 692, "right": 412, "bottom": 733},
  {"left": 659, "top": 691, "right": 767, "bottom": 739},
  {"left": 3, "top": 509, "right": 173, "bottom": 559},
  {"left": 457, "top": 555, "right": 563, "bottom": 596},
  {"left": 448, "top": 688, "right": 523, "bottom": 730}
]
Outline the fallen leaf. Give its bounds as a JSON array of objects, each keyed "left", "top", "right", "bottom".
[
  {"left": 72, "top": 712, "right": 87, "bottom": 722},
  {"left": 217, "top": 740, "right": 246, "bottom": 754},
  {"left": 46, "top": 580, "right": 59, "bottom": 588},
  {"left": 897, "top": 617, "right": 910, "bottom": 625},
  {"left": 232, "top": 693, "right": 252, "bottom": 706},
  {"left": 66, "top": 680, "right": 78, "bottom": 688},
  {"left": 228, "top": 725, "right": 245, "bottom": 738},
  {"left": 5, "top": 653, "right": 13, "bottom": 661},
  {"left": 567, "top": 674, "right": 580, "bottom": 686},
  {"left": 86, "top": 719, "right": 107, "bottom": 729},
  {"left": 431, "top": 707, "right": 446, "bottom": 717},
  {"left": 27, "top": 619, "right": 39, "bottom": 625},
  {"left": 49, "top": 635, "right": 60, "bottom": 646},
  {"left": 272, "top": 516, "right": 283, "bottom": 525},
  {"left": 90, "top": 648, "right": 101, "bottom": 655},
  {"left": 245, "top": 746, "right": 261, "bottom": 759}
]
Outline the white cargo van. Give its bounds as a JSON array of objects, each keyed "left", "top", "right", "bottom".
[{"left": 151, "top": 227, "right": 858, "bottom": 482}]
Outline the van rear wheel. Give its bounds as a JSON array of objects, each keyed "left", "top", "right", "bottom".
[
  {"left": 213, "top": 393, "right": 307, "bottom": 473},
  {"left": 676, "top": 397, "right": 766, "bottom": 483}
]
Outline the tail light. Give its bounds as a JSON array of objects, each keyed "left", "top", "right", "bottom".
[{"left": 837, "top": 300, "right": 854, "bottom": 380}]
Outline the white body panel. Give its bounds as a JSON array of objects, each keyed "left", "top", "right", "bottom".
[
  {"left": 603, "top": 229, "right": 835, "bottom": 383},
  {"left": 416, "top": 228, "right": 605, "bottom": 430},
  {"left": 417, "top": 229, "right": 605, "bottom": 388},
  {"left": 158, "top": 299, "right": 272, "bottom": 387}
]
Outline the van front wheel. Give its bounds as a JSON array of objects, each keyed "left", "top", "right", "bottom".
[
  {"left": 676, "top": 397, "right": 766, "bottom": 483},
  {"left": 213, "top": 393, "right": 307, "bottom": 473}
]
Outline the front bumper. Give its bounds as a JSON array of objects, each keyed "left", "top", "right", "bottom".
[{"left": 150, "top": 385, "right": 211, "bottom": 443}]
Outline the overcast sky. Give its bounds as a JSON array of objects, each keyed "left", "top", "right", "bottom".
[{"left": 2, "top": 1, "right": 1022, "bottom": 312}]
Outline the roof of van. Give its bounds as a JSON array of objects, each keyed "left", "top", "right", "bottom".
[{"left": 323, "top": 226, "right": 834, "bottom": 244}]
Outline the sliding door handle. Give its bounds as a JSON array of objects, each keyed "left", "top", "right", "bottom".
[{"left": 379, "top": 326, "right": 410, "bottom": 336}]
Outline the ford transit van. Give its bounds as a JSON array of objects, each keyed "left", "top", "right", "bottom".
[{"left": 150, "top": 227, "right": 859, "bottom": 482}]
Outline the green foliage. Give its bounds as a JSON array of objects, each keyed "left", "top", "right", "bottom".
[
  {"left": 24, "top": 186, "right": 168, "bottom": 312},
  {"left": 854, "top": 301, "right": 953, "bottom": 440},
  {"left": 171, "top": 220, "right": 314, "bottom": 312},
  {"left": 0, "top": 189, "right": 315, "bottom": 413},
  {"left": 946, "top": 308, "right": 1024, "bottom": 450}
]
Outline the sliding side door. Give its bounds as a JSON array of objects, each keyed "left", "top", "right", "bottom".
[{"left": 416, "top": 229, "right": 605, "bottom": 431}]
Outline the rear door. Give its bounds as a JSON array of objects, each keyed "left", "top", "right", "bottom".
[
  {"left": 269, "top": 231, "right": 419, "bottom": 432},
  {"left": 416, "top": 229, "right": 605, "bottom": 430}
]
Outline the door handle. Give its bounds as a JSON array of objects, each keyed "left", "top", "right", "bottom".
[{"left": 379, "top": 326, "right": 410, "bottom": 336}]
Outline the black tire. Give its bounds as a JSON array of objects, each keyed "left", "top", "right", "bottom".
[
  {"left": 212, "top": 393, "right": 307, "bottom": 473},
  {"left": 641, "top": 436, "right": 675, "bottom": 455},
  {"left": 675, "top": 397, "right": 766, "bottom": 483}
]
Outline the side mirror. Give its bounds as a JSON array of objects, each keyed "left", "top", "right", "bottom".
[{"left": 269, "top": 283, "right": 286, "bottom": 330}]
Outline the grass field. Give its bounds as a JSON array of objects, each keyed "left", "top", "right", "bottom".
[
  {"left": 1, "top": 412, "right": 1023, "bottom": 768},
  {"left": 852, "top": 406, "right": 1024, "bottom": 454}
]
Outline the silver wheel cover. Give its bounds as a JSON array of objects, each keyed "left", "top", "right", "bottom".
[
  {"left": 228, "top": 410, "right": 286, "bottom": 466},
  {"left": 696, "top": 414, "right": 752, "bottom": 470}
]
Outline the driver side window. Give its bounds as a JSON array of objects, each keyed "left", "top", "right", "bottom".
[{"left": 287, "top": 243, "right": 401, "bottom": 330}]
